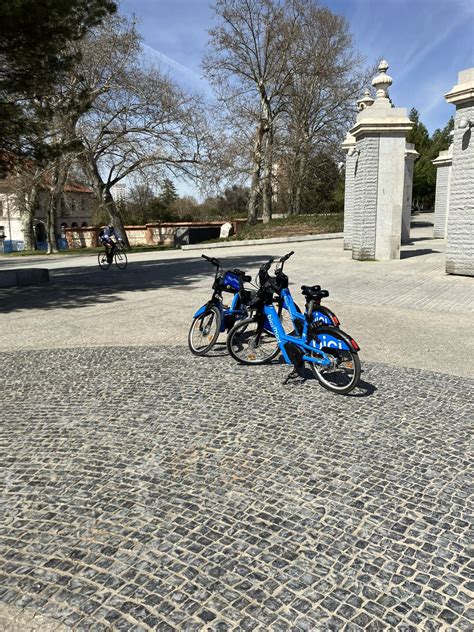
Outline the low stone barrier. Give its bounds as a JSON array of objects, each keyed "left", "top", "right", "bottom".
[
  {"left": 0, "top": 268, "right": 50, "bottom": 288},
  {"left": 64, "top": 220, "right": 247, "bottom": 248}
]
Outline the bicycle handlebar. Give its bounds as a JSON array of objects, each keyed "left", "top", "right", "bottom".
[
  {"left": 279, "top": 250, "right": 294, "bottom": 264},
  {"left": 201, "top": 254, "right": 220, "bottom": 267}
]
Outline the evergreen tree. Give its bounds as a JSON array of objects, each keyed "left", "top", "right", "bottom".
[
  {"left": 158, "top": 178, "right": 179, "bottom": 209},
  {"left": 407, "top": 109, "right": 453, "bottom": 209},
  {"left": 0, "top": 0, "right": 117, "bottom": 172}
]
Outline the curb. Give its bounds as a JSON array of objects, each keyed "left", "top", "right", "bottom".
[
  {"left": 181, "top": 232, "right": 343, "bottom": 250},
  {"left": 0, "top": 268, "right": 50, "bottom": 288}
]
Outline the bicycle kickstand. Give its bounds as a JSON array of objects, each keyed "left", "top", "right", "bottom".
[
  {"left": 283, "top": 368, "right": 299, "bottom": 385},
  {"left": 282, "top": 367, "right": 306, "bottom": 385}
]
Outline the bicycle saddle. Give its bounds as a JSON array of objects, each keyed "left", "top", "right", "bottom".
[{"left": 301, "top": 285, "right": 329, "bottom": 299}]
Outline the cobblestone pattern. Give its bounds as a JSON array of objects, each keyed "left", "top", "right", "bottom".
[
  {"left": 446, "top": 102, "right": 474, "bottom": 275},
  {"left": 352, "top": 136, "right": 379, "bottom": 261},
  {"left": 1, "top": 347, "right": 473, "bottom": 631}
]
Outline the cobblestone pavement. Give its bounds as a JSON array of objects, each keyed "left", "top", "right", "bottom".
[{"left": 1, "top": 347, "right": 472, "bottom": 631}]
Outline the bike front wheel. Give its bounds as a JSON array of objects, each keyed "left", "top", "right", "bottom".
[
  {"left": 308, "top": 332, "right": 361, "bottom": 394},
  {"left": 188, "top": 305, "right": 221, "bottom": 355},
  {"left": 227, "top": 317, "right": 280, "bottom": 365},
  {"left": 114, "top": 248, "right": 128, "bottom": 269},
  {"left": 98, "top": 251, "right": 111, "bottom": 270}
]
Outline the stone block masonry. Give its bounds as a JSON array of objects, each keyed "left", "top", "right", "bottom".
[
  {"left": 445, "top": 68, "right": 474, "bottom": 276},
  {"left": 352, "top": 136, "right": 379, "bottom": 259},
  {"left": 347, "top": 61, "right": 413, "bottom": 261},
  {"left": 432, "top": 146, "right": 453, "bottom": 239}
]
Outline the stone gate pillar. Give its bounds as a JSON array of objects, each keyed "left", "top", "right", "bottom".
[
  {"left": 401, "top": 144, "right": 419, "bottom": 244},
  {"left": 432, "top": 143, "right": 453, "bottom": 239},
  {"left": 350, "top": 61, "right": 413, "bottom": 261},
  {"left": 342, "top": 132, "right": 356, "bottom": 250},
  {"left": 445, "top": 68, "right": 474, "bottom": 276}
]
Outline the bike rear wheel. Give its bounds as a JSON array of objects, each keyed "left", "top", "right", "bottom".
[
  {"left": 188, "top": 305, "right": 221, "bottom": 355},
  {"left": 227, "top": 317, "right": 280, "bottom": 365},
  {"left": 98, "top": 251, "right": 111, "bottom": 270},
  {"left": 308, "top": 333, "right": 361, "bottom": 394},
  {"left": 114, "top": 248, "right": 128, "bottom": 270}
]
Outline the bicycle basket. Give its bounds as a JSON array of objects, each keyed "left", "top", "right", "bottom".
[{"left": 222, "top": 270, "right": 243, "bottom": 293}]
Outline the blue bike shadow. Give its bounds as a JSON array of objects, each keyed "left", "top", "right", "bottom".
[{"left": 274, "top": 356, "right": 377, "bottom": 397}]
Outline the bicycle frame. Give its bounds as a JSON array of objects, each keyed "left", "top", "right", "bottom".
[
  {"left": 193, "top": 292, "right": 247, "bottom": 333},
  {"left": 262, "top": 303, "right": 351, "bottom": 368},
  {"left": 279, "top": 288, "right": 337, "bottom": 327}
]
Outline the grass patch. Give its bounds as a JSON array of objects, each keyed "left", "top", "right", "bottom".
[{"left": 208, "top": 212, "right": 343, "bottom": 243}]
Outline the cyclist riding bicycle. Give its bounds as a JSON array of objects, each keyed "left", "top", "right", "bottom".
[{"left": 99, "top": 223, "right": 123, "bottom": 262}]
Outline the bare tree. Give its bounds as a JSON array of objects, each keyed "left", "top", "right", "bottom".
[
  {"left": 204, "top": 0, "right": 301, "bottom": 224},
  {"left": 204, "top": 0, "right": 368, "bottom": 221},
  {"left": 281, "top": 2, "right": 366, "bottom": 214},
  {"left": 76, "top": 64, "right": 203, "bottom": 243}
]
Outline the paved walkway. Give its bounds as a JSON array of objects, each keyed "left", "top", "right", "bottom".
[
  {"left": 0, "top": 213, "right": 473, "bottom": 631},
  {"left": 1, "top": 213, "right": 473, "bottom": 376}
]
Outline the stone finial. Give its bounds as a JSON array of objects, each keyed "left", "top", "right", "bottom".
[
  {"left": 372, "top": 59, "right": 393, "bottom": 100},
  {"left": 357, "top": 89, "right": 375, "bottom": 111}
]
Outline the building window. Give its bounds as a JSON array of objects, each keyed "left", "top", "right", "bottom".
[
  {"left": 81, "top": 221, "right": 88, "bottom": 227},
  {"left": 71, "top": 222, "right": 78, "bottom": 228}
]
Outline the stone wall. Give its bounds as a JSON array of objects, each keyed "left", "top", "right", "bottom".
[
  {"left": 433, "top": 151, "right": 452, "bottom": 239},
  {"left": 64, "top": 220, "right": 243, "bottom": 249},
  {"left": 446, "top": 102, "right": 474, "bottom": 275},
  {"left": 352, "top": 136, "right": 379, "bottom": 260},
  {"left": 445, "top": 68, "right": 474, "bottom": 276}
]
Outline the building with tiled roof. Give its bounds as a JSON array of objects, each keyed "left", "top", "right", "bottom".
[{"left": 0, "top": 175, "right": 95, "bottom": 249}]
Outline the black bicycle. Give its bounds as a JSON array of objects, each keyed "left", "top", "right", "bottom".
[{"left": 98, "top": 241, "right": 128, "bottom": 270}]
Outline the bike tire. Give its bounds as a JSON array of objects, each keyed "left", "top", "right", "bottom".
[
  {"left": 114, "top": 249, "right": 128, "bottom": 270},
  {"left": 308, "top": 331, "right": 361, "bottom": 394},
  {"left": 188, "top": 305, "right": 221, "bottom": 355},
  {"left": 98, "top": 251, "right": 111, "bottom": 270},
  {"left": 226, "top": 317, "right": 280, "bottom": 365}
]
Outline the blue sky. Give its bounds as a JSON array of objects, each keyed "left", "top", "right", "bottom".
[
  {"left": 120, "top": 0, "right": 474, "bottom": 134},
  {"left": 119, "top": 0, "right": 473, "bottom": 197}
]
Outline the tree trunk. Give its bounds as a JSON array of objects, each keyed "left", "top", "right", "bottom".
[
  {"left": 294, "top": 153, "right": 307, "bottom": 216},
  {"left": 247, "top": 121, "right": 265, "bottom": 225},
  {"left": 19, "top": 186, "right": 38, "bottom": 250},
  {"left": 81, "top": 155, "right": 130, "bottom": 247},
  {"left": 20, "top": 210, "right": 35, "bottom": 250},
  {"left": 261, "top": 128, "right": 273, "bottom": 224},
  {"left": 103, "top": 187, "right": 129, "bottom": 247},
  {"left": 46, "top": 161, "right": 68, "bottom": 254}
]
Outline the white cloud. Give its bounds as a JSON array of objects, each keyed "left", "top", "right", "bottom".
[
  {"left": 397, "top": 13, "right": 469, "bottom": 84},
  {"left": 140, "top": 43, "right": 213, "bottom": 97}
]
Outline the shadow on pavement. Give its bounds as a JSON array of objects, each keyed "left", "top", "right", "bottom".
[
  {"left": 400, "top": 248, "right": 441, "bottom": 259},
  {"left": 0, "top": 253, "right": 279, "bottom": 314}
]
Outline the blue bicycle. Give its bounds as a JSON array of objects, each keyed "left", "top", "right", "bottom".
[
  {"left": 226, "top": 258, "right": 361, "bottom": 394},
  {"left": 188, "top": 254, "right": 253, "bottom": 355},
  {"left": 271, "top": 251, "right": 341, "bottom": 333}
]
